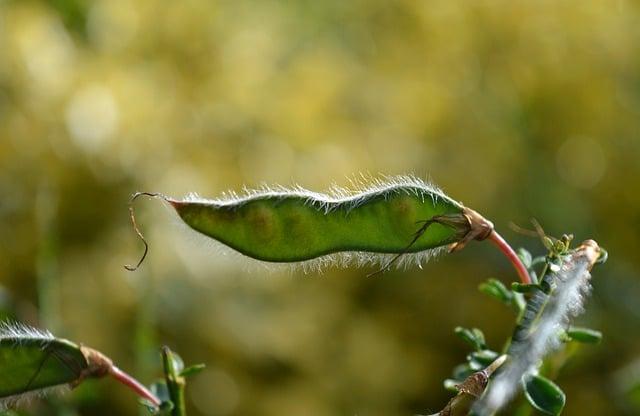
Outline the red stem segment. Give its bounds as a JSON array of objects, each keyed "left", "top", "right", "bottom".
[
  {"left": 488, "top": 231, "right": 532, "bottom": 285},
  {"left": 110, "top": 365, "right": 161, "bottom": 407}
]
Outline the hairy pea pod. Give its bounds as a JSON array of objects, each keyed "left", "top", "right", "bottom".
[
  {"left": 0, "top": 322, "right": 160, "bottom": 409},
  {"left": 126, "top": 176, "right": 530, "bottom": 283},
  {"left": 0, "top": 327, "right": 88, "bottom": 406}
]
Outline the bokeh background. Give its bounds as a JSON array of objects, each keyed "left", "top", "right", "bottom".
[{"left": 1, "top": 0, "right": 640, "bottom": 415}]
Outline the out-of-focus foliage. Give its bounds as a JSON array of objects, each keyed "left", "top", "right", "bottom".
[
  {"left": 0, "top": 0, "right": 639, "bottom": 415},
  {"left": 522, "top": 374, "right": 566, "bottom": 416}
]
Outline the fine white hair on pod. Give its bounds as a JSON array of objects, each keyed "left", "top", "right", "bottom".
[
  {"left": 174, "top": 174, "right": 455, "bottom": 272},
  {"left": 182, "top": 174, "right": 455, "bottom": 214},
  {"left": 0, "top": 321, "right": 65, "bottom": 410},
  {"left": 0, "top": 385, "right": 70, "bottom": 411},
  {"left": 0, "top": 321, "right": 53, "bottom": 343}
]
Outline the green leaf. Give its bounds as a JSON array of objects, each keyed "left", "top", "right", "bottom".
[
  {"left": 467, "top": 349, "right": 499, "bottom": 370},
  {"left": 531, "top": 255, "right": 547, "bottom": 267},
  {"left": 565, "top": 326, "right": 602, "bottom": 344},
  {"left": 522, "top": 373, "right": 566, "bottom": 415},
  {"left": 169, "top": 352, "right": 185, "bottom": 374},
  {"left": 150, "top": 381, "right": 171, "bottom": 404},
  {"left": 543, "top": 236, "right": 555, "bottom": 252},
  {"left": 511, "top": 282, "right": 542, "bottom": 294},
  {"left": 512, "top": 292, "right": 526, "bottom": 313},
  {"left": 147, "top": 382, "right": 174, "bottom": 414},
  {"left": 180, "top": 363, "right": 206, "bottom": 378},
  {"left": 479, "top": 278, "right": 513, "bottom": 305},
  {"left": 517, "top": 248, "right": 533, "bottom": 269},
  {"left": 454, "top": 327, "right": 486, "bottom": 351}
]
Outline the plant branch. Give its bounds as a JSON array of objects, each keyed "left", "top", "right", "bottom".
[{"left": 162, "top": 346, "right": 187, "bottom": 416}]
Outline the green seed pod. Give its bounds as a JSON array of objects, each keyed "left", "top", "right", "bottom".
[
  {"left": 0, "top": 322, "right": 102, "bottom": 408},
  {"left": 126, "top": 176, "right": 497, "bottom": 272},
  {"left": 0, "top": 322, "right": 160, "bottom": 409}
]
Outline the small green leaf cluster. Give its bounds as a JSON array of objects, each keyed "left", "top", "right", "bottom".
[
  {"left": 147, "top": 347, "right": 205, "bottom": 416},
  {"left": 445, "top": 327, "right": 500, "bottom": 392},
  {"left": 563, "top": 326, "right": 602, "bottom": 344},
  {"left": 444, "top": 245, "right": 604, "bottom": 415},
  {"left": 522, "top": 373, "right": 565, "bottom": 415}
]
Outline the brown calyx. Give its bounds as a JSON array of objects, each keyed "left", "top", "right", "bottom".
[
  {"left": 75, "top": 345, "right": 114, "bottom": 386},
  {"left": 448, "top": 207, "right": 494, "bottom": 252}
]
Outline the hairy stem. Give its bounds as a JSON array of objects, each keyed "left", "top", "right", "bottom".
[{"left": 488, "top": 231, "right": 532, "bottom": 284}]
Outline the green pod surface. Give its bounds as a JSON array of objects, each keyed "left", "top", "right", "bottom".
[
  {"left": 0, "top": 326, "right": 88, "bottom": 404},
  {"left": 168, "top": 178, "right": 472, "bottom": 263},
  {"left": 0, "top": 322, "right": 161, "bottom": 409}
]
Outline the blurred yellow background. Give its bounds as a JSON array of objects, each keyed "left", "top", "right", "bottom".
[{"left": 1, "top": 0, "right": 639, "bottom": 415}]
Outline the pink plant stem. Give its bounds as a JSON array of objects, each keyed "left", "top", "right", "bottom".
[
  {"left": 488, "top": 231, "right": 532, "bottom": 285},
  {"left": 110, "top": 365, "right": 161, "bottom": 407}
]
